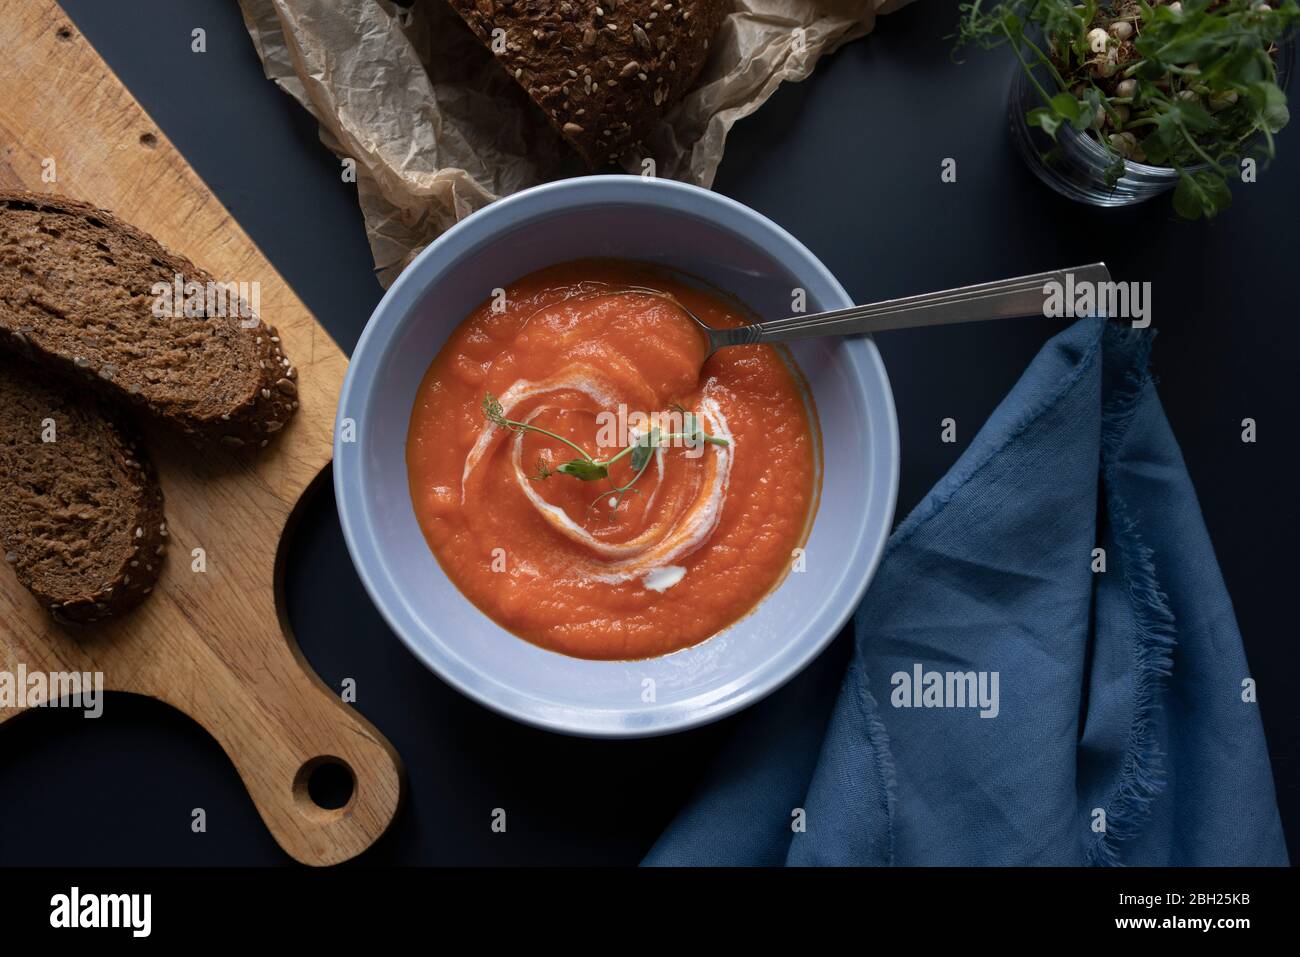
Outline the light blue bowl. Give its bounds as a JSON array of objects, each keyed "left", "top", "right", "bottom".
[{"left": 335, "top": 176, "right": 898, "bottom": 737}]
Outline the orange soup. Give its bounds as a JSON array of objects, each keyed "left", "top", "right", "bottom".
[{"left": 406, "top": 260, "right": 819, "bottom": 660}]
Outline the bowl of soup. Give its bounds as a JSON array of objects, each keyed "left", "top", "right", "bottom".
[{"left": 335, "top": 176, "right": 898, "bottom": 737}]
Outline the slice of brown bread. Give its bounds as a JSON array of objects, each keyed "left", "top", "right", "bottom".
[
  {"left": 0, "top": 191, "right": 297, "bottom": 451},
  {"left": 444, "top": 0, "right": 728, "bottom": 167},
  {"left": 0, "top": 354, "right": 166, "bottom": 625}
]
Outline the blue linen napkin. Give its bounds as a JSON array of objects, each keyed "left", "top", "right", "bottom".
[{"left": 645, "top": 317, "right": 1287, "bottom": 866}]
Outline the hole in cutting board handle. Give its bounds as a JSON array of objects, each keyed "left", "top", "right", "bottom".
[{"left": 292, "top": 756, "right": 356, "bottom": 819}]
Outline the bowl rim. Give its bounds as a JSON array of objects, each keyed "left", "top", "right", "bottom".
[{"left": 334, "top": 174, "right": 900, "bottom": 738}]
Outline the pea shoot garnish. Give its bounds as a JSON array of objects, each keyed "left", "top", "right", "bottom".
[{"left": 482, "top": 393, "right": 729, "bottom": 515}]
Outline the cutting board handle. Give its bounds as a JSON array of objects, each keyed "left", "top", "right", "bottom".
[
  {"left": 190, "top": 644, "right": 403, "bottom": 867},
  {"left": 174, "top": 467, "right": 405, "bottom": 867}
]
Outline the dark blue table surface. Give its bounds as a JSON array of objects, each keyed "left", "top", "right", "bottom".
[{"left": 1, "top": 0, "right": 1294, "bottom": 865}]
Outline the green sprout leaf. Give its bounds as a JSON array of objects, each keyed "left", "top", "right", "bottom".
[
  {"left": 1051, "top": 91, "right": 1085, "bottom": 124},
  {"left": 1028, "top": 106, "right": 1064, "bottom": 138},
  {"left": 1172, "top": 167, "right": 1233, "bottom": 219},
  {"left": 629, "top": 427, "right": 659, "bottom": 473},
  {"left": 556, "top": 459, "right": 609, "bottom": 481},
  {"left": 1250, "top": 80, "right": 1290, "bottom": 132}
]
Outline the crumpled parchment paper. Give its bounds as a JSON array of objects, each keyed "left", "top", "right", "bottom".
[{"left": 238, "top": 0, "right": 913, "bottom": 286}]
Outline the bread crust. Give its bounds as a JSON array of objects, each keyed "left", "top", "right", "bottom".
[
  {"left": 0, "top": 191, "right": 297, "bottom": 452},
  {"left": 444, "top": 0, "right": 729, "bottom": 167},
  {"left": 0, "top": 355, "right": 166, "bottom": 624}
]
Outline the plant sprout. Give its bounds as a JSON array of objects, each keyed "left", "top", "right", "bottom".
[{"left": 954, "top": 0, "right": 1299, "bottom": 217}]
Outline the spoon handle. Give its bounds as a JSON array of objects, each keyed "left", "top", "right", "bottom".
[{"left": 724, "top": 262, "right": 1112, "bottom": 348}]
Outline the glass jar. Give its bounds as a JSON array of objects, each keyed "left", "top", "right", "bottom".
[{"left": 1007, "top": 38, "right": 1294, "bottom": 208}]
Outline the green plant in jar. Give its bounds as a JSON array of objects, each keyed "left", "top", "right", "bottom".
[{"left": 955, "top": 0, "right": 1299, "bottom": 217}]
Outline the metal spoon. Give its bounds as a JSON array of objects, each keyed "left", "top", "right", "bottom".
[{"left": 629, "top": 262, "right": 1112, "bottom": 357}]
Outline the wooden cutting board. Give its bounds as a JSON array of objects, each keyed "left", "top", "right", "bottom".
[{"left": 0, "top": 0, "right": 403, "bottom": 865}]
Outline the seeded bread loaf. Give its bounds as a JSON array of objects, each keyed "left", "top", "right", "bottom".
[
  {"left": 445, "top": 0, "right": 728, "bottom": 167},
  {"left": 0, "top": 355, "right": 166, "bottom": 625},
  {"left": 0, "top": 192, "right": 297, "bottom": 451}
]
